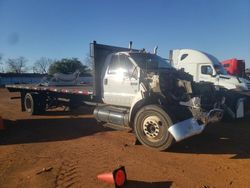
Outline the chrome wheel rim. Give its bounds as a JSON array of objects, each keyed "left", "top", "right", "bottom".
[{"left": 143, "top": 116, "right": 162, "bottom": 139}]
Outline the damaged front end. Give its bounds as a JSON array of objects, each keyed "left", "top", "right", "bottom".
[
  {"left": 145, "top": 69, "right": 224, "bottom": 142},
  {"left": 169, "top": 105, "right": 223, "bottom": 142}
]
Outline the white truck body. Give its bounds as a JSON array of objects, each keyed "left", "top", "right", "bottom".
[{"left": 170, "top": 49, "right": 250, "bottom": 91}]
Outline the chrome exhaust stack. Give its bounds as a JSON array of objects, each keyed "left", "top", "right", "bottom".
[
  {"left": 154, "top": 46, "right": 158, "bottom": 54},
  {"left": 129, "top": 41, "right": 133, "bottom": 50}
]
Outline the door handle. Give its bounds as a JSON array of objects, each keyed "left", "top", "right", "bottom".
[
  {"left": 104, "top": 78, "right": 108, "bottom": 85},
  {"left": 130, "top": 82, "right": 138, "bottom": 86}
]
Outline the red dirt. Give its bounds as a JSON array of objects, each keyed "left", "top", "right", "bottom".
[{"left": 0, "top": 88, "right": 250, "bottom": 188}]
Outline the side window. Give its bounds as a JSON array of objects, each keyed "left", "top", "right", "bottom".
[
  {"left": 108, "top": 54, "right": 138, "bottom": 79},
  {"left": 119, "top": 54, "right": 129, "bottom": 72},
  {"left": 131, "top": 67, "right": 138, "bottom": 79},
  {"left": 201, "top": 65, "right": 213, "bottom": 75},
  {"left": 119, "top": 55, "right": 138, "bottom": 79},
  {"left": 180, "top": 54, "right": 188, "bottom": 61},
  {"left": 108, "top": 55, "right": 119, "bottom": 74}
]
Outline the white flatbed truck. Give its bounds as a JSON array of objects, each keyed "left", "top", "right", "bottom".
[{"left": 6, "top": 41, "right": 224, "bottom": 150}]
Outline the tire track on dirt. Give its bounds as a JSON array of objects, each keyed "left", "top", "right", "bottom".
[
  {"left": 54, "top": 136, "right": 117, "bottom": 188},
  {"left": 55, "top": 159, "right": 81, "bottom": 188}
]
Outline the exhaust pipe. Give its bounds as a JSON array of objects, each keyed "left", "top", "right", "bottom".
[
  {"left": 154, "top": 46, "right": 158, "bottom": 54},
  {"left": 129, "top": 41, "right": 132, "bottom": 50}
]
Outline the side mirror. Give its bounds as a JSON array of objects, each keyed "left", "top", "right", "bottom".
[
  {"left": 211, "top": 72, "right": 217, "bottom": 77},
  {"left": 208, "top": 68, "right": 216, "bottom": 77}
]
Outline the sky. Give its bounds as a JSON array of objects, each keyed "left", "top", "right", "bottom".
[{"left": 0, "top": 0, "right": 249, "bottom": 71}]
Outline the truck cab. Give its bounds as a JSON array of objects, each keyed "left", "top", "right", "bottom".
[
  {"left": 170, "top": 49, "right": 250, "bottom": 91},
  {"left": 221, "top": 58, "right": 246, "bottom": 78},
  {"left": 101, "top": 52, "right": 170, "bottom": 107}
]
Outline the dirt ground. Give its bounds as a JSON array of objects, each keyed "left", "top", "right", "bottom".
[{"left": 0, "top": 88, "right": 250, "bottom": 188}]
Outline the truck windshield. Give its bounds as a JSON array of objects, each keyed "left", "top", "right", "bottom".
[
  {"left": 214, "top": 64, "right": 228, "bottom": 75},
  {"left": 205, "top": 53, "right": 228, "bottom": 75},
  {"left": 130, "top": 53, "right": 171, "bottom": 70}
]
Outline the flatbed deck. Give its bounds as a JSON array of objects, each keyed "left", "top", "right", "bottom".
[{"left": 6, "top": 84, "right": 93, "bottom": 96}]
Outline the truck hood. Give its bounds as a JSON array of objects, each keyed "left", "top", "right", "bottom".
[
  {"left": 218, "top": 74, "right": 238, "bottom": 81},
  {"left": 218, "top": 74, "right": 250, "bottom": 91}
]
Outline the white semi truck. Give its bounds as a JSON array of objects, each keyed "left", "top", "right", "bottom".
[
  {"left": 169, "top": 49, "right": 250, "bottom": 118},
  {"left": 6, "top": 41, "right": 224, "bottom": 150},
  {"left": 169, "top": 49, "right": 250, "bottom": 90}
]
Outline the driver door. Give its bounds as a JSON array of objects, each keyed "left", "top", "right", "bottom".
[{"left": 103, "top": 54, "right": 139, "bottom": 107}]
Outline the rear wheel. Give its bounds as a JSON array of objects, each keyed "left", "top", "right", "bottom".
[
  {"left": 134, "top": 105, "right": 174, "bottom": 151},
  {"left": 24, "top": 93, "right": 46, "bottom": 115},
  {"left": 69, "top": 97, "right": 82, "bottom": 111}
]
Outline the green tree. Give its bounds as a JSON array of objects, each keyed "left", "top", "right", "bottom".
[
  {"left": 48, "top": 58, "right": 89, "bottom": 75},
  {"left": 84, "top": 53, "right": 93, "bottom": 75}
]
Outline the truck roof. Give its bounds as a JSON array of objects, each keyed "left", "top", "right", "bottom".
[{"left": 171, "top": 49, "right": 221, "bottom": 65}]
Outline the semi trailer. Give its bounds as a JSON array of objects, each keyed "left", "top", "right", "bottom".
[{"left": 6, "top": 41, "right": 224, "bottom": 150}]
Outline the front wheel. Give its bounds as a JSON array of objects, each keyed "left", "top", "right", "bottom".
[{"left": 134, "top": 105, "right": 174, "bottom": 151}]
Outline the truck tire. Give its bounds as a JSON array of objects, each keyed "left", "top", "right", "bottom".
[
  {"left": 24, "top": 93, "right": 45, "bottom": 115},
  {"left": 69, "top": 98, "right": 81, "bottom": 111},
  {"left": 134, "top": 105, "right": 174, "bottom": 151}
]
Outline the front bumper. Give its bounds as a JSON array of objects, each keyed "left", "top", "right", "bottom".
[{"left": 168, "top": 108, "right": 223, "bottom": 142}]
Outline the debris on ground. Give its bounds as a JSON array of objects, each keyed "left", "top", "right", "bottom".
[{"left": 36, "top": 167, "right": 53, "bottom": 175}]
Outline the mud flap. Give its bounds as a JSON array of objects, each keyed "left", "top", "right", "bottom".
[
  {"left": 236, "top": 98, "right": 244, "bottom": 118},
  {"left": 223, "top": 98, "right": 245, "bottom": 119},
  {"left": 168, "top": 118, "right": 205, "bottom": 142}
]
